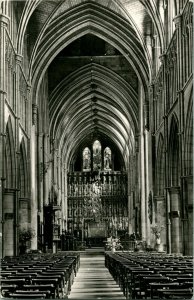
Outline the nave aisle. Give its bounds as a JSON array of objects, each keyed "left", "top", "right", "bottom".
[{"left": 68, "top": 250, "right": 125, "bottom": 300}]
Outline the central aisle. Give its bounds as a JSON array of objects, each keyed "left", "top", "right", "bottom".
[{"left": 68, "top": 250, "right": 126, "bottom": 300}]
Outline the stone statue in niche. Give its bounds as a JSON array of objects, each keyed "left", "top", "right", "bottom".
[
  {"left": 104, "top": 153, "right": 110, "bottom": 169},
  {"left": 83, "top": 147, "right": 91, "bottom": 170},
  {"left": 104, "top": 147, "right": 111, "bottom": 170},
  {"left": 49, "top": 185, "right": 58, "bottom": 205},
  {"left": 93, "top": 141, "right": 102, "bottom": 171}
]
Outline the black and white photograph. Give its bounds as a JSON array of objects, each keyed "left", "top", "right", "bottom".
[{"left": 0, "top": 0, "right": 193, "bottom": 299}]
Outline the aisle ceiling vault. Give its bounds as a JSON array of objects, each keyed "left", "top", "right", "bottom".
[{"left": 16, "top": 0, "right": 164, "bottom": 169}]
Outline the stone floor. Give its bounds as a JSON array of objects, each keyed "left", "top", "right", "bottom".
[{"left": 68, "top": 248, "right": 126, "bottom": 300}]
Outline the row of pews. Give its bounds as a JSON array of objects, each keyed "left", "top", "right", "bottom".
[
  {"left": 0, "top": 252, "right": 80, "bottom": 298},
  {"left": 105, "top": 252, "right": 193, "bottom": 299}
]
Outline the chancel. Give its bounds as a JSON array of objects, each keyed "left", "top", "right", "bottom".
[{"left": 0, "top": 0, "right": 193, "bottom": 299}]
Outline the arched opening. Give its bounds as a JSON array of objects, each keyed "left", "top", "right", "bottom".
[
  {"left": 18, "top": 138, "right": 28, "bottom": 198},
  {"left": 168, "top": 115, "right": 182, "bottom": 253},
  {"left": 183, "top": 96, "right": 193, "bottom": 255},
  {"left": 26, "top": 5, "right": 146, "bottom": 253},
  {"left": 184, "top": 100, "right": 193, "bottom": 176},
  {"left": 18, "top": 138, "right": 29, "bottom": 231},
  {"left": 154, "top": 134, "right": 166, "bottom": 250},
  {"left": 4, "top": 117, "right": 16, "bottom": 189},
  {"left": 67, "top": 138, "right": 128, "bottom": 249},
  {"left": 3, "top": 117, "right": 16, "bottom": 256},
  {"left": 169, "top": 116, "right": 180, "bottom": 187}
]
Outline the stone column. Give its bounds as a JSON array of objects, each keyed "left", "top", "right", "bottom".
[
  {"left": 144, "top": 128, "right": 151, "bottom": 245},
  {"left": 64, "top": 168, "right": 68, "bottom": 231},
  {"left": 174, "top": 13, "right": 186, "bottom": 257},
  {"left": 15, "top": 55, "right": 23, "bottom": 255},
  {"left": 183, "top": 176, "right": 193, "bottom": 255},
  {"left": 61, "top": 164, "right": 65, "bottom": 231},
  {"left": 36, "top": 132, "right": 44, "bottom": 251},
  {"left": 57, "top": 155, "right": 62, "bottom": 235},
  {"left": 19, "top": 198, "right": 29, "bottom": 229},
  {"left": 139, "top": 84, "right": 146, "bottom": 240},
  {"left": 168, "top": 187, "right": 182, "bottom": 253},
  {"left": 159, "top": 52, "right": 172, "bottom": 254},
  {"left": 3, "top": 189, "right": 15, "bottom": 256},
  {"left": 128, "top": 194, "right": 133, "bottom": 235},
  {"left": 126, "top": 165, "right": 133, "bottom": 235},
  {"left": 43, "top": 134, "right": 49, "bottom": 206},
  {"left": 0, "top": 14, "right": 9, "bottom": 258},
  {"left": 30, "top": 104, "right": 38, "bottom": 250},
  {"left": 37, "top": 133, "right": 44, "bottom": 212},
  {"left": 140, "top": 145, "right": 146, "bottom": 240}
]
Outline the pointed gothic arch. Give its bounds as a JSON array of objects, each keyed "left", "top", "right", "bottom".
[
  {"left": 4, "top": 117, "right": 16, "bottom": 189},
  {"left": 169, "top": 114, "right": 180, "bottom": 187},
  {"left": 30, "top": 2, "right": 150, "bottom": 104},
  {"left": 184, "top": 94, "right": 193, "bottom": 176},
  {"left": 18, "top": 138, "right": 28, "bottom": 198}
]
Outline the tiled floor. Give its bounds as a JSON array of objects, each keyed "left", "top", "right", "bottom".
[{"left": 68, "top": 249, "right": 126, "bottom": 299}]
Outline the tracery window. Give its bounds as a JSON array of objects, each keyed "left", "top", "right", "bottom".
[
  {"left": 82, "top": 141, "right": 112, "bottom": 171},
  {"left": 83, "top": 147, "right": 91, "bottom": 171},
  {"left": 93, "top": 140, "right": 102, "bottom": 171}
]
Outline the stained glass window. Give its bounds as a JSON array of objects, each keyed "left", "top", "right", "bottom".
[
  {"left": 93, "top": 140, "right": 102, "bottom": 171},
  {"left": 83, "top": 147, "right": 91, "bottom": 171},
  {"left": 104, "top": 147, "right": 112, "bottom": 170}
]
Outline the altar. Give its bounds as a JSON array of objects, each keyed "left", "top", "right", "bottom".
[{"left": 87, "top": 221, "right": 107, "bottom": 247}]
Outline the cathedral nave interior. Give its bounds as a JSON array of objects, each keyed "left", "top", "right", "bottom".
[{"left": 0, "top": 0, "right": 193, "bottom": 299}]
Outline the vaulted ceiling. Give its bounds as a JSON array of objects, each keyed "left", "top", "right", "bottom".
[{"left": 15, "top": 0, "right": 165, "bottom": 170}]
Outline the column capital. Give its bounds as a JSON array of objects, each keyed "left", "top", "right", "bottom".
[
  {"left": 15, "top": 54, "right": 23, "bottom": 65},
  {"left": 27, "top": 84, "right": 31, "bottom": 92},
  {"left": 148, "top": 82, "right": 154, "bottom": 90},
  {"left": 166, "top": 186, "right": 180, "bottom": 194},
  {"left": 4, "top": 187, "right": 19, "bottom": 194},
  {"left": 159, "top": 53, "right": 166, "bottom": 63},
  {"left": 154, "top": 196, "right": 165, "bottom": 201},
  {"left": 181, "top": 174, "right": 193, "bottom": 178},
  {"left": 181, "top": 175, "right": 193, "bottom": 184},
  {"left": 0, "top": 89, "right": 6, "bottom": 95},
  {"left": 173, "top": 14, "right": 182, "bottom": 28},
  {"left": 18, "top": 197, "right": 29, "bottom": 202}
]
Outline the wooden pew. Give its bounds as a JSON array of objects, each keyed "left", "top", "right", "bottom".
[
  {"left": 9, "top": 293, "right": 47, "bottom": 298},
  {"left": 23, "top": 284, "right": 56, "bottom": 298}
]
